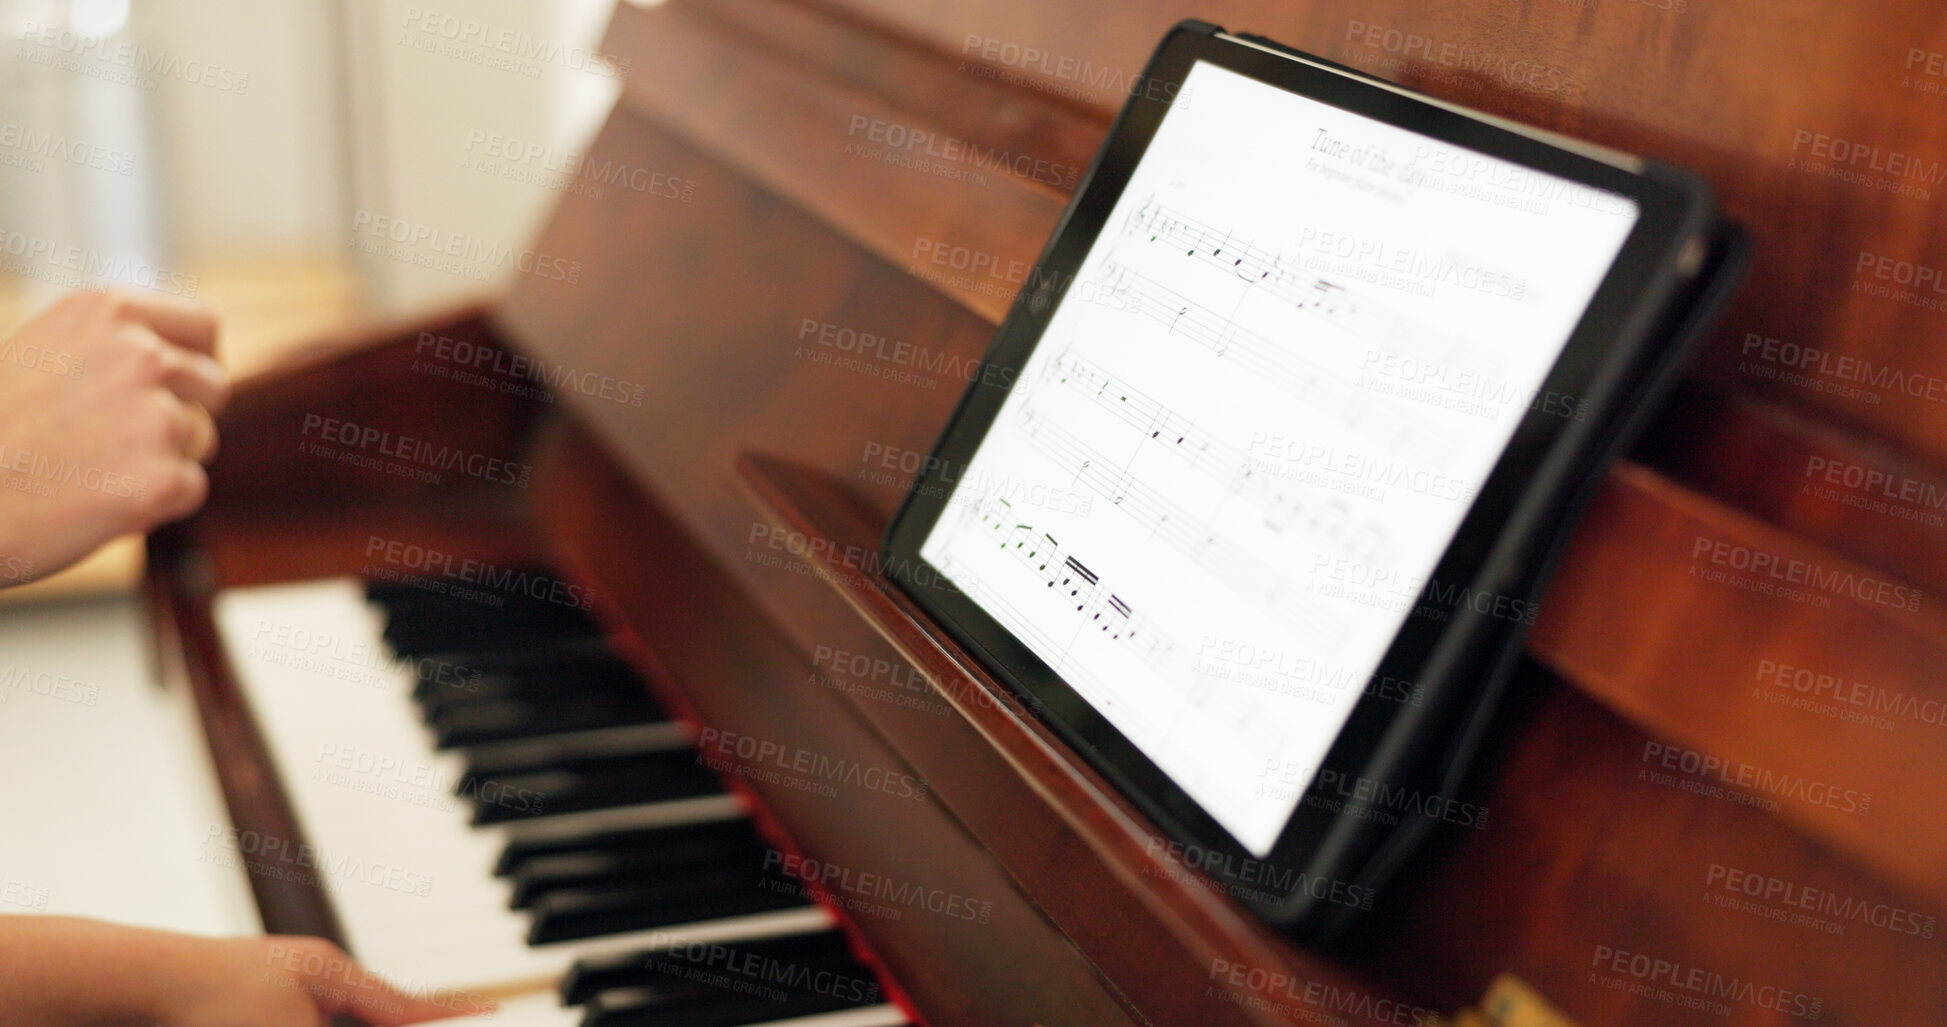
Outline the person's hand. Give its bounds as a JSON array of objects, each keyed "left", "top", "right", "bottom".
[
  {"left": 0, "top": 289, "right": 230, "bottom": 584},
  {"left": 0, "top": 917, "right": 487, "bottom": 1026},
  {"left": 151, "top": 934, "right": 482, "bottom": 1027}
]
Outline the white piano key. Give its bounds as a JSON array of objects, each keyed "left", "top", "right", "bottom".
[
  {"left": 497, "top": 793, "right": 746, "bottom": 845},
  {"left": 436, "top": 905, "right": 840, "bottom": 1000},
  {"left": 749, "top": 1004, "right": 910, "bottom": 1027},
  {"left": 430, "top": 990, "right": 580, "bottom": 1027}
]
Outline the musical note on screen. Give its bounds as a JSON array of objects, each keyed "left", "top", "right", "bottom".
[
  {"left": 1127, "top": 196, "right": 1361, "bottom": 319},
  {"left": 1093, "top": 260, "right": 1395, "bottom": 411},
  {"left": 975, "top": 498, "right": 1178, "bottom": 668},
  {"left": 1116, "top": 195, "right": 1535, "bottom": 410},
  {"left": 1013, "top": 410, "right": 1333, "bottom": 603},
  {"left": 1038, "top": 350, "right": 1397, "bottom": 570}
]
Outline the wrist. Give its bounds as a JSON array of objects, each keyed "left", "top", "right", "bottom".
[
  {"left": 0, "top": 916, "right": 191, "bottom": 1024},
  {"left": 118, "top": 924, "right": 219, "bottom": 1025}
]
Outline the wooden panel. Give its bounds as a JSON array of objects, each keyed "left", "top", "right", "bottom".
[
  {"left": 1361, "top": 668, "right": 1947, "bottom": 1026},
  {"left": 1529, "top": 462, "right": 1947, "bottom": 909},
  {"left": 603, "top": 0, "right": 1073, "bottom": 324},
  {"left": 702, "top": 0, "right": 1107, "bottom": 174},
  {"left": 499, "top": 106, "right": 986, "bottom": 537},
  {"left": 205, "top": 305, "right": 534, "bottom": 514},
  {"left": 196, "top": 306, "right": 546, "bottom": 586},
  {"left": 1646, "top": 383, "right": 1947, "bottom": 596}
]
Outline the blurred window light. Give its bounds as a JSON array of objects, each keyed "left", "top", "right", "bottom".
[
  {"left": 68, "top": 0, "right": 128, "bottom": 39},
  {"left": 4, "top": 0, "right": 59, "bottom": 35}
]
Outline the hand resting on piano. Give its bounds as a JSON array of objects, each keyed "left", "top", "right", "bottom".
[
  {"left": 0, "top": 291, "right": 464, "bottom": 1026},
  {"left": 0, "top": 917, "right": 470, "bottom": 1026},
  {"left": 0, "top": 289, "right": 230, "bottom": 586}
]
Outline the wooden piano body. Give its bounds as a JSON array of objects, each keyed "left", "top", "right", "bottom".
[{"left": 152, "top": 0, "right": 1947, "bottom": 1023}]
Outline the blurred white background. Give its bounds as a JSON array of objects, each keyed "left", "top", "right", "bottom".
[{"left": 0, "top": 0, "right": 633, "bottom": 599}]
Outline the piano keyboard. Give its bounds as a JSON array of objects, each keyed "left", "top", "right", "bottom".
[{"left": 214, "top": 578, "right": 910, "bottom": 1027}]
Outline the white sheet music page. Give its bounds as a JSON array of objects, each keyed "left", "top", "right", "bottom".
[{"left": 919, "top": 60, "right": 1639, "bottom": 853}]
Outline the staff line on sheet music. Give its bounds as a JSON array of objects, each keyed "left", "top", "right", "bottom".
[
  {"left": 1046, "top": 348, "right": 1241, "bottom": 472},
  {"left": 1095, "top": 259, "right": 1419, "bottom": 421},
  {"left": 1027, "top": 408, "right": 1390, "bottom": 634},
  {"left": 1043, "top": 350, "right": 1397, "bottom": 568},
  {"left": 932, "top": 550, "right": 1174, "bottom": 744},
  {"left": 1016, "top": 410, "right": 1370, "bottom": 632},
  {"left": 938, "top": 539, "right": 1256, "bottom": 789},
  {"left": 1120, "top": 194, "right": 1540, "bottom": 398},
  {"left": 974, "top": 497, "right": 1179, "bottom": 667},
  {"left": 940, "top": 540, "right": 1297, "bottom": 812},
  {"left": 1127, "top": 195, "right": 1369, "bottom": 321},
  {"left": 1114, "top": 195, "right": 1558, "bottom": 456},
  {"left": 1019, "top": 411, "right": 1247, "bottom": 574}
]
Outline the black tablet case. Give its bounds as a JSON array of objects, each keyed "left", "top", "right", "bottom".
[
  {"left": 1296, "top": 222, "right": 1749, "bottom": 941},
  {"left": 886, "top": 22, "right": 1750, "bottom": 940}
]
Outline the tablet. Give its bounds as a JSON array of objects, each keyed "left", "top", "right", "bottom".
[{"left": 883, "top": 21, "right": 1743, "bottom": 937}]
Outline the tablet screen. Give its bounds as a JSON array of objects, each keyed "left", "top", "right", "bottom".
[{"left": 916, "top": 59, "right": 1640, "bottom": 854}]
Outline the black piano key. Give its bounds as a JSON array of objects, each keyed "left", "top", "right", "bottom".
[
  {"left": 579, "top": 985, "right": 869, "bottom": 1027},
  {"left": 431, "top": 693, "right": 663, "bottom": 749},
  {"left": 507, "top": 821, "right": 765, "bottom": 907},
  {"left": 367, "top": 577, "right": 598, "bottom": 623},
  {"left": 382, "top": 611, "right": 604, "bottom": 657},
  {"left": 561, "top": 930, "right": 860, "bottom": 1005},
  {"left": 463, "top": 741, "right": 711, "bottom": 795},
  {"left": 409, "top": 639, "right": 624, "bottom": 701},
  {"left": 513, "top": 841, "right": 763, "bottom": 909},
  {"left": 526, "top": 865, "right": 808, "bottom": 944},
  {"left": 469, "top": 753, "right": 723, "bottom": 825},
  {"left": 465, "top": 740, "right": 710, "bottom": 788},
  {"left": 495, "top": 815, "right": 758, "bottom": 877},
  {"left": 416, "top": 659, "right": 652, "bottom": 714},
  {"left": 370, "top": 585, "right": 605, "bottom": 657},
  {"left": 463, "top": 723, "right": 689, "bottom": 780},
  {"left": 532, "top": 858, "right": 759, "bottom": 915}
]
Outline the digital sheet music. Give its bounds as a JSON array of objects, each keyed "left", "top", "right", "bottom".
[{"left": 920, "top": 60, "right": 1639, "bottom": 852}]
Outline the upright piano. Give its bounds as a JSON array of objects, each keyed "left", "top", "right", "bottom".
[{"left": 144, "top": 0, "right": 1947, "bottom": 1023}]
